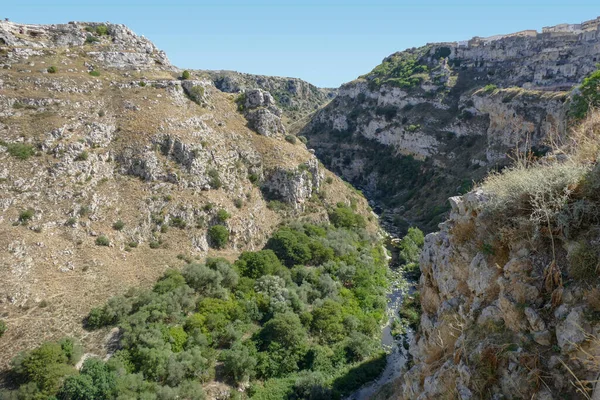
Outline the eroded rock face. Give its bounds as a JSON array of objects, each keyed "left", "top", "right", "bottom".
[
  {"left": 301, "top": 17, "right": 600, "bottom": 233},
  {"left": 203, "top": 70, "right": 336, "bottom": 122},
  {"left": 261, "top": 156, "right": 324, "bottom": 209},
  {"left": 242, "top": 89, "right": 286, "bottom": 137},
  {"left": 397, "top": 188, "right": 600, "bottom": 399}
]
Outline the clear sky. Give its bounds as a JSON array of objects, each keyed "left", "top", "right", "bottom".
[{"left": 3, "top": 1, "right": 600, "bottom": 87}]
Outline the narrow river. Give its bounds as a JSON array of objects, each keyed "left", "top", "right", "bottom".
[{"left": 346, "top": 268, "right": 414, "bottom": 400}]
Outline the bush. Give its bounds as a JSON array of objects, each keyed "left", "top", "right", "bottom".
[
  {"left": 208, "top": 225, "right": 229, "bottom": 249},
  {"left": 66, "top": 217, "right": 78, "bottom": 227},
  {"left": 234, "top": 199, "right": 243, "bottom": 209},
  {"left": 208, "top": 168, "right": 222, "bottom": 189},
  {"left": 112, "top": 220, "right": 125, "bottom": 231},
  {"left": 482, "top": 162, "right": 588, "bottom": 218},
  {"left": 182, "top": 70, "right": 191, "bottom": 80},
  {"left": 95, "top": 25, "right": 108, "bottom": 35},
  {"left": 1, "top": 141, "right": 36, "bottom": 160},
  {"left": 170, "top": 217, "right": 187, "bottom": 229},
  {"left": 47, "top": 66, "right": 57, "bottom": 74},
  {"left": 482, "top": 84, "right": 498, "bottom": 94},
  {"left": 19, "top": 209, "right": 34, "bottom": 224},
  {"left": 216, "top": 209, "right": 231, "bottom": 222},
  {"left": 85, "top": 35, "right": 99, "bottom": 44},
  {"left": 75, "top": 151, "right": 89, "bottom": 161},
  {"left": 0, "top": 320, "right": 6, "bottom": 337},
  {"left": 285, "top": 135, "right": 297, "bottom": 144},
  {"left": 89, "top": 70, "right": 101, "bottom": 77},
  {"left": 568, "top": 241, "right": 599, "bottom": 280},
  {"left": 570, "top": 70, "right": 600, "bottom": 119},
  {"left": 95, "top": 236, "right": 110, "bottom": 246}
]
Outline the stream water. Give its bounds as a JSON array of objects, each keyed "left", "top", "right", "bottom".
[{"left": 346, "top": 275, "right": 414, "bottom": 400}]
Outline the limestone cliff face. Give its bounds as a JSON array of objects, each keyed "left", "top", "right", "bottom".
[
  {"left": 301, "top": 17, "right": 600, "bottom": 233},
  {"left": 0, "top": 21, "right": 371, "bottom": 368},
  {"left": 395, "top": 188, "right": 600, "bottom": 399}
]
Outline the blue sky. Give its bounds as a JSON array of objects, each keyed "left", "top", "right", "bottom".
[{"left": 3, "top": 1, "right": 600, "bottom": 87}]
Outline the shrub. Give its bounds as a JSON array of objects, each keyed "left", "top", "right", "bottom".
[
  {"left": 285, "top": 135, "right": 297, "bottom": 144},
  {"left": 19, "top": 209, "right": 34, "bottom": 224},
  {"left": 85, "top": 35, "right": 99, "bottom": 44},
  {"left": 483, "top": 84, "right": 498, "bottom": 93},
  {"left": 170, "top": 217, "right": 187, "bottom": 229},
  {"left": 112, "top": 220, "right": 125, "bottom": 231},
  {"left": 216, "top": 209, "right": 231, "bottom": 222},
  {"left": 398, "top": 292, "right": 421, "bottom": 329},
  {"left": 149, "top": 240, "right": 161, "bottom": 249},
  {"left": 187, "top": 85, "right": 205, "bottom": 105},
  {"left": 75, "top": 151, "right": 89, "bottom": 161},
  {"left": 47, "top": 66, "right": 57, "bottom": 74},
  {"left": 234, "top": 199, "right": 243, "bottom": 209},
  {"left": 298, "top": 135, "right": 308, "bottom": 144},
  {"left": 95, "top": 236, "right": 110, "bottom": 246},
  {"left": 568, "top": 241, "right": 599, "bottom": 280},
  {"left": 406, "top": 124, "right": 421, "bottom": 133},
  {"left": 65, "top": 217, "right": 77, "bottom": 227},
  {"left": 1, "top": 141, "right": 36, "bottom": 160},
  {"left": 570, "top": 70, "right": 600, "bottom": 119},
  {"left": 208, "top": 168, "right": 222, "bottom": 189},
  {"left": 181, "top": 70, "right": 191, "bottom": 80},
  {"left": 95, "top": 25, "right": 108, "bottom": 35},
  {"left": 89, "top": 70, "right": 101, "bottom": 77},
  {"left": 208, "top": 225, "right": 229, "bottom": 249},
  {"left": 0, "top": 320, "right": 6, "bottom": 337},
  {"left": 482, "top": 162, "right": 588, "bottom": 219}
]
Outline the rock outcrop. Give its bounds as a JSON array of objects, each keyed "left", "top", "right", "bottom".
[
  {"left": 396, "top": 186, "right": 600, "bottom": 399},
  {"left": 301, "top": 17, "right": 600, "bottom": 233},
  {"left": 201, "top": 69, "right": 336, "bottom": 123},
  {"left": 241, "top": 89, "right": 287, "bottom": 137}
]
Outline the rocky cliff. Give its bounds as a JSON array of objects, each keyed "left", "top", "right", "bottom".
[
  {"left": 384, "top": 111, "right": 600, "bottom": 399},
  {"left": 0, "top": 20, "right": 376, "bottom": 369},
  {"left": 199, "top": 69, "right": 336, "bottom": 127},
  {"left": 300, "top": 17, "right": 600, "bottom": 234}
]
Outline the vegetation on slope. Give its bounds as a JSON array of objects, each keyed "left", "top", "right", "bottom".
[{"left": 2, "top": 206, "right": 390, "bottom": 399}]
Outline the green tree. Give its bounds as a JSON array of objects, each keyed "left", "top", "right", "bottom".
[
  {"left": 182, "top": 70, "right": 191, "bottom": 80},
  {"left": 266, "top": 228, "right": 312, "bottom": 267},
  {"left": 208, "top": 225, "right": 229, "bottom": 249},
  {"left": 328, "top": 206, "right": 366, "bottom": 229},
  {"left": 235, "top": 250, "right": 284, "bottom": 279},
  {"left": 221, "top": 341, "right": 257, "bottom": 383}
]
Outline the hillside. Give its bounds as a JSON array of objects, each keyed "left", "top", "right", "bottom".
[
  {"left": 300, "top": 17, "right": 600, "bottom": 234},
  {"left": 376, "top": 110, "right": 600, "bottom": 399},
  {"left": 0, "top": 19, "right": 382, "bottom": 392}
]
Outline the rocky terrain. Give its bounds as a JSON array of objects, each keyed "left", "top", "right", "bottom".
[
  {"left": 390, "top": 115, "right": 600, "bottom": 398},
  {"left": 199, "top": 69, "right": 336, "bottom": 128},
  {"left": 300, "top": 17, "right": 600, "bottom": 233},
  {"left": 0, "top": 20, "right": 376, "bottom": 373}
]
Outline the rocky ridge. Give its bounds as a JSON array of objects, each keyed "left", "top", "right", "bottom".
[
  {"left": 300, "top": 17, "right": 600, "bottom": 233},
  {"left": 200, "top": 69, "right": 336, "bottom": 126}
]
